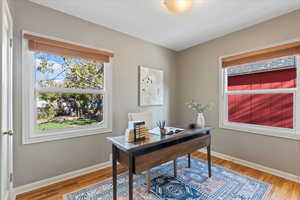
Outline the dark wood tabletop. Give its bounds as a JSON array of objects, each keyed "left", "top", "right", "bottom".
[{"left": 107, "top": 126, "right": 213, "bottom": 153}]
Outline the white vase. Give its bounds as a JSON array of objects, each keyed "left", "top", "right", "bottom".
[{"left": 196, "top": 113, "right": 205, "bottom": 128}]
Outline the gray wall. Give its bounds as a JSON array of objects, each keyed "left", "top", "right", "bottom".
[
  {"left": 175, "top": 10, "right": 300, "bottom": 176},
  {"left": 12, "top": 0, "right": 300, "bottom": 188},
  {"left": 12, "top": 0, "right": 177, "bottom": 187}
]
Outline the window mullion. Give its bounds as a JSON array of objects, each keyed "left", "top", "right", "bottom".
[
  {"left": 226, "top": 88, "right": 296, "bottom": 95},
  {"left": 36, "top": 87, "right": 105, "bottom": 94}
]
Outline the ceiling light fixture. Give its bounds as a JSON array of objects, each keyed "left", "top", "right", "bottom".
[{"left": 164, "top": 0, "right": 195, "bottom": 14}]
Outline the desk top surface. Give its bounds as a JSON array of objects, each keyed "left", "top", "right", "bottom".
[{"left": 107, "top": 126, "right": 213, "bottom": 153}]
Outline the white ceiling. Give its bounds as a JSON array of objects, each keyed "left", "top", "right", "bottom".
[{"left": 30, "top": 0, "right": 300, "bottom": 51}]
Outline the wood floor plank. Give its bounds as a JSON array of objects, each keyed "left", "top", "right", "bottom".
[{"left": 16, "top": 152, "right": 300, "bottom": 200}]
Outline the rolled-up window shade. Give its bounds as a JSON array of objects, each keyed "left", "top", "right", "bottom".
[
  {"left": 24, "top": 34, "right": 114, "bottom": 63},
  {"left": 222, "top": 41, "right": 300, "bottom": 68}
]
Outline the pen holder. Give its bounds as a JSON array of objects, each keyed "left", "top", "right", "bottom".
[{"left": 160, "top": 128, "right": 167, "bottom": 136}]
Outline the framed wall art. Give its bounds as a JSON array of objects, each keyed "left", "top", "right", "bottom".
[{"left": 139, "top": 66, "right": 164, "bottom": 106}]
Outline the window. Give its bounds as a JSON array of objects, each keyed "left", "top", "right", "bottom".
[
  {"left": 22, "top": 32, "right": 113, "bottom": 144},
  {"left": 220, "top": 55, "right": 300, "bottom": 139}
]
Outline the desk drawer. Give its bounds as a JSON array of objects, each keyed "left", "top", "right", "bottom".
[{"left": 134, "top": 135, "right": 210, "bottom": 173}]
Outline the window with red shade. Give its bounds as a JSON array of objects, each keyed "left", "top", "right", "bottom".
[{"left": 220, "top": 56, "right": 300, "bottom": 139}]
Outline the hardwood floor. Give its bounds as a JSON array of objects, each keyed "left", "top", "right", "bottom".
[{"left": 16, "top": 152, "right": 300, "bottom": 200}]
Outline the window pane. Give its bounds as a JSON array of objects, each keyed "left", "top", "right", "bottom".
[
  {"left": 37, "top": 92, "right": 103, "bottom": 132},
  {"left": 227, "top": 56, "right": 296, "bottom": 91},
  {"left": 228, "top": 68, "right": 296, "bottom": 91},
  {"left": 228, "top": 93, "right": 293, "bottom": 128},
  {"left": 35, "top": 53, "right": 104, "bottom": 89}
]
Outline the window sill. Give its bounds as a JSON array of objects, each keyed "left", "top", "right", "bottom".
[
  {"left": 23, "top": 127, "right": 112, "bottom": 144},
  {"left": 220, "top": 122, "right": 300, "bottom": 140}
]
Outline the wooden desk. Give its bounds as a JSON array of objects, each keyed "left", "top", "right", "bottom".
[{"left": 107, "top": 126, "right": 213, "bottom": 200}]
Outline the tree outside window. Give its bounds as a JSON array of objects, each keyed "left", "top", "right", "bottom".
[{"left": 35, "top": 53, "right": 105, "bottom": 132}]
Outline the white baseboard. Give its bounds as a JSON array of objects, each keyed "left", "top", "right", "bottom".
[
  {"left": 10, "top": 151, "right": 300, "bottom": 200},
  {"left": 12, "top": 161, "right": 111, "bottom": 200},
  {"left": 198, "top": 149, "right": 300, "bottom": 183}
]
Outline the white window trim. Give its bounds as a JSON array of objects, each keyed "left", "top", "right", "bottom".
[
  {"left": 219, "top": 45, "right": 300, "bottom": 140},
  {"left": 22, "top": 30, "right": 113, "bottom": 144}
]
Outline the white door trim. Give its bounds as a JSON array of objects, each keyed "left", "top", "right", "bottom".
[{"left": 1, "top": 0, "right": 13, "bottom": 199}]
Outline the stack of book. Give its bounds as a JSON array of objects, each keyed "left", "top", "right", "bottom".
[
  {"left": 126, "top": 122, "right": 149, "bottom": 143},
  {"left": 137, "top": 125, "right": 150, "bottom": 140}
]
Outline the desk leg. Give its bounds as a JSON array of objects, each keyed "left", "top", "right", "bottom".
[
  {"left": 173, "top": 159, "right": 177, "bottom": 177},
  {"left": 187, "top": 153, "right": 191, "bottom": 168},
  {"left": 147, "top": 170, "right": 151, "bottom": 192},
  {"left": 112, "top": 145, "right": 117, "bottom": 200},
  {"left": 128, "top": 154, "right": 133, "bottom": 200},
  {"left": 207, "top": 144, "right": 212, "bottom": 177}
]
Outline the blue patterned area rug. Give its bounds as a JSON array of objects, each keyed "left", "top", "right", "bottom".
[{"left": 64, "top": 157, "right": 271, "bottom": 200}]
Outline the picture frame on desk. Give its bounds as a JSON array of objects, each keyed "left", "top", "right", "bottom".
[{"left": 133, "top": 121, "right": 146, "bottom": 142}]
